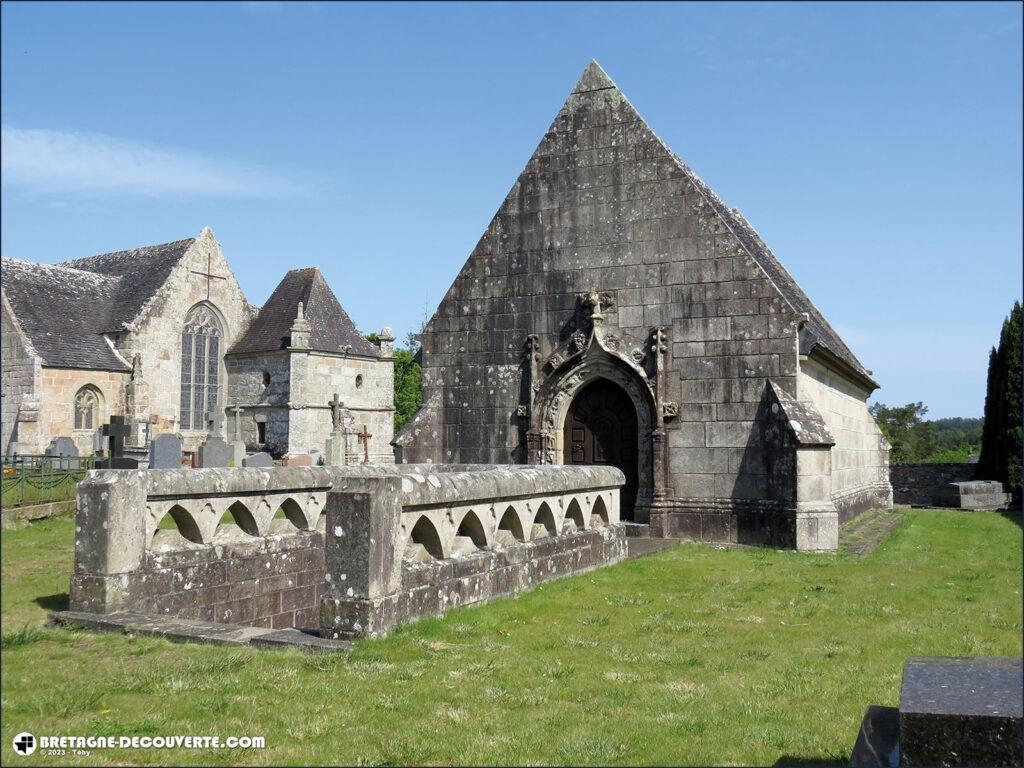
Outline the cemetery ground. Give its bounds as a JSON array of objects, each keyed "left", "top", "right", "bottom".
[{"left": 2, "top": 510, "right": 1020, "bottom": 766}]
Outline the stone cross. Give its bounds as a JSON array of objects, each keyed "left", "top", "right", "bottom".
[
  {"left": 206, "top": 409, "right": 226, "bottom": 440},
  {"left": 190, "top": 252, "right": 227, "bottom": 299},
  {"left": 356, "top": 424, "right": 372, "bottom": 464},
  {"left": 100, "top": 415, "right": 138, "bottom": 468},
  {"left": 328, "top": 393, "right": 345, "bottom": 431},
  {"left": 102, "top": 415, "right": 132, "bottom": 458},
  {"left": 230, "top": 406, "right": 244, "bottom": 442}
]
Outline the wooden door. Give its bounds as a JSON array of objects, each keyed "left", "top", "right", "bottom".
[{"left": 563, "top": 379, "right": 638, "bottom": 519}]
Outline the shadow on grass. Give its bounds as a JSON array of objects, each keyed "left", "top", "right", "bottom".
[
  {"left": 34, "top": 593, "right": 69, "bottom": 612},
  {"left": 772, "top": 758, "right": 845, "bottom": 767},
  {"left": 998, "top": 509, "right": 1022, "bottom": 529}
]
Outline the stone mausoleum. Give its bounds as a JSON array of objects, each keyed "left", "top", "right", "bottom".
[
  {"left": 1, "top": 228, "right": 394, "bottom": 462},
  {"left": 396, "top": 61, "right": 892, "bottom": 549}
]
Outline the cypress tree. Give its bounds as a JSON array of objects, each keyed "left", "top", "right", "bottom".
[{"left": 978, "top": 301, "right": 1023, "bottom": 495}]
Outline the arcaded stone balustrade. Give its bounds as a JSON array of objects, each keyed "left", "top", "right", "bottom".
[{"left": 70, "top": 464, "right": 627, "bottom": 634}]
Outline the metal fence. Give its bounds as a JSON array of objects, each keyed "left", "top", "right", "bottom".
[{"left": 1, "top": 454, "right": 100, "bottom": 509}]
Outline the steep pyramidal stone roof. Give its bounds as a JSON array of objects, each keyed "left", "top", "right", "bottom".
[
  {"left": 61, "top": 237, "right": 196, "bottom": 331},
  {"left": 579, "top": 61, "right": 873, "bottom": 384},
  {"left": 1, "top": 258, "right": 128, "bottom": 370},
  {"left": 230, "top": 267, "right": 378, "bottom": 356}
]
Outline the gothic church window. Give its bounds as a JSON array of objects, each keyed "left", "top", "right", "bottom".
[
  {"left": 73, "top": 386, "right": 101, "bottom": 430},
  {"left": 180, "top": 304, "right": 222, "bottom": 431}
]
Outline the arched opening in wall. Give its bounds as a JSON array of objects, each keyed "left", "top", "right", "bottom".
[
  {"left": 562, "top": 378, "right": 639, "bottom": 520},
  {"left": 279, "top": 497, "right": 308, "bottom": 530},
  {"left": 409, "top": 516, "right": 444, "bottom": 559},
  {"left": 215, "top": 501, "right": 260, "bottom": 540},
  {"left": 564, "top": 498, "right": 585, "bottom": 533},
  {"left": 456, "top": 510, "right": 488, "bottom": 548},
  {"left": 496, "top": 506, "right": 525, "bottom": 545},
  {"left": 532, "top": 502, "right": 557, "bottom": 539},
  {"left": 159, "top": 504, "right": 203, "bottom": 544},
  {"left": 73, "top": 385, "right": 103, "bottom": 430},
  {"left": 591, "top": 496, "right": 609, "bottom": 527}
]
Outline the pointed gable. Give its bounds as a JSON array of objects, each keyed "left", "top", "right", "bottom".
[
  {"left": 229, "top": 268, "right": 377, "bottom": 357},
  {"left": 428, "top": 60, "right": 875, "bottom": 387}
]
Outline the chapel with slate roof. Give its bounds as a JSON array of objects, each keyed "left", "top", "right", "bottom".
[
  {"left": 394, "top": 61, "right": 892, "bottom": 550},
  {"left": 1, "top": 227, "right": 395, "bottom": 461}
]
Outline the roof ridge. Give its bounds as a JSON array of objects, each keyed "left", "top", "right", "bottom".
[
  {"left": 61, "top": 236, "right": 196, "bottom": 270},
  {"left": 2, "top": 257, "right": 122, "bottom": 283}
]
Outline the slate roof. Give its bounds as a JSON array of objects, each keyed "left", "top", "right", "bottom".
[
  {"left": 1, "top": 236, "right": 197, "bottom": 370},
  {"left": 61, "top": 237, "right": 196, "bottom": 331},
  {"left": 1, "top": 258, "right": 128, "bottom": 370},
  {"left": 229, "top": 267, "right": 378, "bottom": 357},
  {"left": 585, "top": 61, "right": 877, "bottom": 388}
]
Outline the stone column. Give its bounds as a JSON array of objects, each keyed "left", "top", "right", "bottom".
[
  {"left": 320, "top": 476, "right": 403, "bottom": 639},
  {"left": 69, "top": 470, "right": 147, "bottom": 613}
]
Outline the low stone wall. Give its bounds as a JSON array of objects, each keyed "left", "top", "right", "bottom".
[
  {"left": 890, "top": 463, "right": 976, "bottom": 506},
  {"left": 70, "top": 467, "right": 333, "bottom": 626},
  {"left": 320, "top": 465, "right": 626, "bottom": 638},
  {"left": 70, "top": 463, "right": 625, "bottom": 638}
]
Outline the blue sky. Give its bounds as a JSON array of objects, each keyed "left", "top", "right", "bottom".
[{"left": 2, "top": 1, "right": 1020, "bottom": 418}]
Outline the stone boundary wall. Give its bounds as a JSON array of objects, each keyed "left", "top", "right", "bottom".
[
  {"left": 890, "top": 463, "right": 976, "bottom": 506},
  {"left": 320, "top": 464, "right": 626, "bottom": 638},
  {"left": 70, "top": 464, "right": 625, "bottom": 637}
]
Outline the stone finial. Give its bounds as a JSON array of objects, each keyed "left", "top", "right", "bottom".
[
  {"left": 379, "top": 327, "right": 395, "bottom": 355},
  {"left": 290, "top": 301, "right": 311, "bottom": 349}
]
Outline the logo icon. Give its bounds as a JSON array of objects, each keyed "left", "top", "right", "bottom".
[{"left": 13, "top": 732, "right": 36, "bottom": 755}]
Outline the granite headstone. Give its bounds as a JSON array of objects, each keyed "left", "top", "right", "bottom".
[
  {"left": 149, "top": 433, "right": 184, "bottom": 470},
  {"left": 243, "top": 452, "right": 274, "bottom": 468}
]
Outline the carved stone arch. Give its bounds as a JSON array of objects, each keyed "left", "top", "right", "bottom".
[
  {"left": 455, "top": 509, "right": 489, "bottom": 548},
  {"left": 529, "top": 344, "right": 656, "bottom": 520}
]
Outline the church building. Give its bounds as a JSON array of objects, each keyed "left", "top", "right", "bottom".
[
  {"left": 395, "top": 61, "right": 892, "bottom": 550},
  {"left": 1, "top": 227, "right": 394, "bottom": 463}
]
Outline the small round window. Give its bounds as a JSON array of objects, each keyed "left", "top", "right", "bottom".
[{"left": 355, "top": 374, "right": 364, "bottom": 388}]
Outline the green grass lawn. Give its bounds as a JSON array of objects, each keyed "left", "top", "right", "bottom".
[{"left": 2, "top": 509, "right": 1021, "bottom": 766}]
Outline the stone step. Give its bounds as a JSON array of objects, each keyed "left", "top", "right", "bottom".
[{"left": 49, "top": 610, "right": 351, "bottom": 653}]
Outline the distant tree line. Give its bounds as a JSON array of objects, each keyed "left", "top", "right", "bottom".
[
  {"left": 868, "top": 403, "right": 983, "bottom": 465},
  {"left": 870, "top": 300, "right": 1021, "bottom": 499}
]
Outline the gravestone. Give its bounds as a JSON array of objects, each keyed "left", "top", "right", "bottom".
[
  {"left": 149, "top": 433, "right": 183, "bottom": 470},
  {"left": 98, "top": 415, "right": 139, "bottom": 469},
  {"left": 45, "top": 436, "right": 80, "bottom": 469},
  {"left": 325, "top": 393, "right": 348, "bottom": 466},
  {"left": 198, "top": 411, "right": 231, "bottom": 469},
  {"left": 242, "top": 452, "right": 273, "bottom": 468},
  {"left": 228, "top": 405, "right": 246, "bottom": 467},
  {"left": 281, "top": 453, "right": 312, "bottom": 467},
  {"left": 851, "top": 656, "right": 1023, "bottom": 767}
]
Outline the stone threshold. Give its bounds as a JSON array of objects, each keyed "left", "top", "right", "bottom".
[{"left": 49, "top": 610, "right": 351, "bottom": 653}]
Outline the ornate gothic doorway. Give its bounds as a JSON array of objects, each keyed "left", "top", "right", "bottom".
[{"left": 563, "top": 378, "right": 639, "bottom": 519}]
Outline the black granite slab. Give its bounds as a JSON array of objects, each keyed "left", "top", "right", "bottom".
[{"left": 899, "top": 656, "right": 1022, "bottom": 766}]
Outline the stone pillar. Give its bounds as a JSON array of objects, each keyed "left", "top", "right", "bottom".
[
  {"left": 795, "top": 446, "right": 839, "bottom": 552},
  {"left": 69, "top": 470, "right": 147, "bottom": 613},
  {"left": 13, "top": 392, "right": 41, "bottom": 454},
  {"left": 320, "top": 476, "right": 403, "bottom": 638},
  {"left": 378, "top": 326, "right": 395, "bottom": 357}
]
